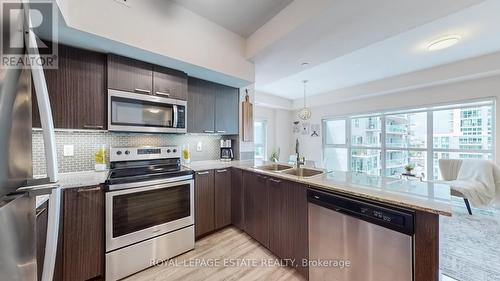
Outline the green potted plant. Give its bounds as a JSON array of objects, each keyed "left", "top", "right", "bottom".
[
  {"left": 404, "top": 164, "right": 415, "bottom": 175},
  {"left": 269, "top": 148, "right": 280, "bottom": 163}
]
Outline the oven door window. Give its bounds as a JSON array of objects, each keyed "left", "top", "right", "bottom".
[
  {"left": 111, "top": 96, "right": 174, "bottom": 128},
  {"left": 112, "top": 184, "right": 190, "bottom": 238}
]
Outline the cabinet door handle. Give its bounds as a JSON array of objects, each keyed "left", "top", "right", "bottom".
[
  {"left": 135, "top": 88, "right": 151, "bottom": 94},
  {"left": 197, "top": 171, "right": 210, "bottom": 175},
  {"left": 204, "top": 130, "right": 215, "bottom": 133},
  {"left": 217, "top": 130, "right": 226, "bottom": 134},
  {"left": 257, "top": 175, "right": 268, "bottom": 180},
  {"left": 155, "top": 91, "right": 170, "bottom": 97},
  {"left": 269, "top": 178, "right": 281, "bottom": 184},
  {"left": 77, "top": 186, "right": 101, "bottom": 193},
  {"left": 216, "top": 169, "right": 227, "bottom": 173},
  {"left": 83, "top": 125, "right": 104, "bottom": 129}
]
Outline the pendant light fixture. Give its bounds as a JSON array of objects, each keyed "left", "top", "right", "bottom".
[{"left": 298, "top": 80, "right": 311, "bottom": 120}]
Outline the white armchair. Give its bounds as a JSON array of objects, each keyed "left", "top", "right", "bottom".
[
  {"left": 438, "top": 159, "right": 472, "bottom": 214},
  {"left": 439, "top": 159, "right": 500, "bottom": 215}
]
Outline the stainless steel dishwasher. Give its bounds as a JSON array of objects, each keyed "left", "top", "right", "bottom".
[{"left": 308, "top": 189, "right": 414, "bottom": 281}]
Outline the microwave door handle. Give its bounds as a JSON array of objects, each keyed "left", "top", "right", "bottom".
[{"left": 173, "top": 105, "right": 178, "bottom": 128}]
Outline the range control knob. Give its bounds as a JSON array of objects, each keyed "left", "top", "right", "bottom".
[
  {"left": 172, "top": 149, "right": 177, "bottom": 153},
  {"left": 125, "top": 150, "right": 130, "bottom": 155},
  {"left": 166, "top": 149, "right": 171, "bottom": 153},
  {"left": 116, "top": 151, "right": 122, "bottom": 155}
]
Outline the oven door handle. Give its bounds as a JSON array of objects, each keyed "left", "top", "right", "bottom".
[
  {"left": 106, "top": 175, "right": 193, "bottom": 191},
  {"left": 106, "top": 179, "right": 193, "bottom": 197}
]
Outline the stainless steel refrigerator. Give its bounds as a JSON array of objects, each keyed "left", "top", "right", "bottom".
[{"left": 0, "top": 1, "right": 61, "bottom": 281}]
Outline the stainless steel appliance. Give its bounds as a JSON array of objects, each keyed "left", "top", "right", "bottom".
[
  {"left": 220, "top": 139, "right": 234, "bottom": 161},
  {"left": 108, "top": 89, "right": 187, "bottom": 133},
  {"left": 105, "top": 146, "right": 194, "bottom": 281},
  {"left": 308, "top": 189, "right": 414, "bottom": 281},
  {"left": 0, "top": 2, "right": 60, "bottom": 281}
]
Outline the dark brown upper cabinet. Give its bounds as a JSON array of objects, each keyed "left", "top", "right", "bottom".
[
  {"left": 153, "top": 66, "right": 188, "bottom": 100},
  {"left": 188, "top": 77, "right": 216, "bottom": 133},
  {"left": 108, "top": 54, "right": 189, "bottom": 100},
  {"left": 32, "top": 44, "right": 107, "bottom": 130},
  {"left": 107, "top": 54, "right": 153, "bottom": 94},
  {"left": 187, "top": 77, "right": 239, "bottom": 135},
  {"left": 215, "top": 84, "right": 239, "bottom": 134}
]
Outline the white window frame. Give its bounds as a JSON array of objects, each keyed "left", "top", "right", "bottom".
[
  {"left": 254, "top": 120, "right": 268, "bottom": 160},
  {"left": 322, "top": 118, "right": 351, "bottom": 171},
  {"left": 322, "top": 99, "right": 496, "bottom": 180}
]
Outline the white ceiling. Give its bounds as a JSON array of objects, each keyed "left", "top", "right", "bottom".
[
  {"left": 253, "top": 0, "right": 500, "bottom": 100},
  {"left": 172, "top": 0, "right": 293, "bottom": 37}
]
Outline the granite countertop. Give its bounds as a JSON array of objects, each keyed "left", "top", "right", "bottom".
[
  {"left": 183, "top": 159, "right": 255, "bottom": 171},
  {"left": 35, "top": 170, "right": 109, "bottom": 189},
  {"left": 33, "top": 171, "right": 109, "bottom": 207},
  {"left": 34, "top": 160, "right": 452, "bottom": 215},
  {"left": 187, "top": 160, "right": 452, "bottom": 216}
]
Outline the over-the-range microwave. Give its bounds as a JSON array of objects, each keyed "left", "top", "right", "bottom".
[{"left": 108, "top": 89, "right": 187, "bottom": 133}]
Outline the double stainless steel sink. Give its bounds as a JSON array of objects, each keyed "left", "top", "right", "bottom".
[{"left": 253, "top": 163, "right": 325, "bottom": 178}]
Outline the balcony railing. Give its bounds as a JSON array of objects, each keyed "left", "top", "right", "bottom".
[{"left": 386, "top": 125, "right": 407, "bottom": 134}]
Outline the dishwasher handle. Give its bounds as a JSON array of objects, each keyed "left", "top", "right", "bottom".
[{"left": 308, "top": 189, "right": 414, "bottom": 235}]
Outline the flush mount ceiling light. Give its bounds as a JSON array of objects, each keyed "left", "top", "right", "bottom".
[
  {"left": 427, "top": 35, "right": 461, "bottom": 51},
  {"left": 298, "top": 80, "right": 311, "bottom": 121}
]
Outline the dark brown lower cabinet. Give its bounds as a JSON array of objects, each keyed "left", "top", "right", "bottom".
[
  {"left": 240, "top": 171, "right": 308, "bottom": 278},
  {"left": 231, "top": 168, "right": 244, "bottom": 230},
  {"left": 36, "top": 201, "right": 49, "bottom": 281},
  {"left": 58, "top": 185, "right": 104, "bottom": 281},
  {"left": 196, "top": 169, "right": 233, "bottom": 239},
  {"left": 214, "top": 169, "right": 231, "bottom": 229},
  {"left": 195, "top": 170, "right": 215, "bottom": 238},
  {"left": 243, "top": 171, "right": 270, "bottom": 248},
  {"left": 268, "top": 178, "right": 309, "bottom": 278}
]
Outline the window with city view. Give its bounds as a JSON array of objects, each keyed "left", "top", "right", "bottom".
[
  {"left": 254, "top": 120, "right": 268, "bottom": 160},
  {"left": 322, "top": 100, "right": 494, "bottom": 180}
]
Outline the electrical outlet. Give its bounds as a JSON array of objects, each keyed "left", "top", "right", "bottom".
[
  {"left": 196, "top": 141, "right": 202, "bottom": 152},
  {"left": 63, "top": 145, "right": 74, "bottom": 157}
]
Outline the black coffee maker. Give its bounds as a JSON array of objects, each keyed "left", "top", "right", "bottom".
[{"left": 220, "top": 139, "right": 234, "bottom": 161}]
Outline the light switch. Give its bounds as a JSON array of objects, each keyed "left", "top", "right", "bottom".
[
  {"left": 196, "top": 141, "right": 202, "bottom": 152},
  {"left": 63, "top": 145, "right": 74, "bottom": 157}
]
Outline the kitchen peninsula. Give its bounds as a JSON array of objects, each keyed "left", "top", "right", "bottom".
[{"left": 186, "top": 160, "right": 451, "bottom": 281}]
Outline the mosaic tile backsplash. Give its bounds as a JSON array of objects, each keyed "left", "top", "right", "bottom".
[{"left": 32, "top": 130, "right": 225, "bottom": 175}]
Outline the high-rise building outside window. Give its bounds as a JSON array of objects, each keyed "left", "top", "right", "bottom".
[{"left": 323, "top": 100, "right": 494, "bottom": 180}]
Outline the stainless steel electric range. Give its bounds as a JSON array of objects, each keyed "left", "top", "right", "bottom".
[{"left": 104, "top": 146, "right": 194, "bottom": 281}]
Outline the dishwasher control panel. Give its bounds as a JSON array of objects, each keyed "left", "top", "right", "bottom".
[
  {"left": 360, "top": 207, "right": 405, "bottom": 226},
  {"left": 308, "top": 189, "right": 414, "bottom": 235}
]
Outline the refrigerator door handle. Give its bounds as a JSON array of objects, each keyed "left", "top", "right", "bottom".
[
  {"left": 24, "top": 7, "right": 58, "bottom": 184},
  {"left": 24, "top": 5, "right": 60, "bottom": 281},
  {"left": 41, "top": 187, "right": 61, "bottom": 281}
]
